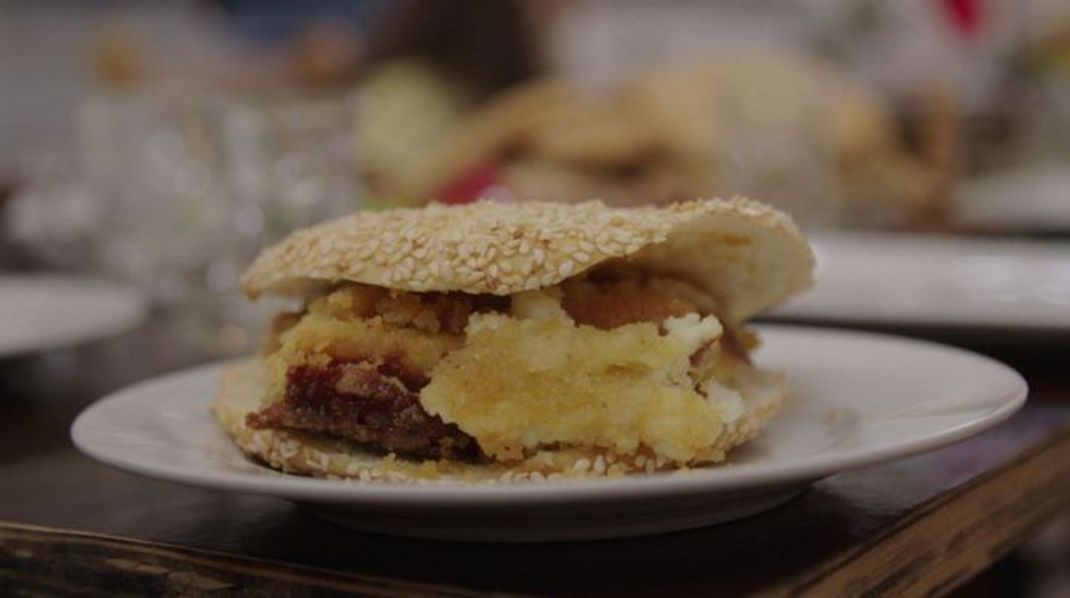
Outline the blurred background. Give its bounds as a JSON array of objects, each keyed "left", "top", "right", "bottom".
[
  {"left": 3, "top": 0, "right": 1070, "bottom": 344},
  {"left": 0, "top": 1, "right": 1069, "bottom": 594}
]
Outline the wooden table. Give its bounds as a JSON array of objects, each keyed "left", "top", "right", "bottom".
[{"left": 1, "top": 316, "right": 1068, "bottom": 597}]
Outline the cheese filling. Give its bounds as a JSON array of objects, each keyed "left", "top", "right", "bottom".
[
  {"left": 257, "top": 268, "right": 763, "bottom": 465},
  {"left": 421, "top": 297, "right": 728, "bottom": 462}
]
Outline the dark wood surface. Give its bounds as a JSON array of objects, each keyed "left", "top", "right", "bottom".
[{"left": 1, "top": 314, "right": 1069, "bottom": 596}]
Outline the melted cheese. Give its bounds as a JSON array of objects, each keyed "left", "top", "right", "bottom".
[{"left": 419, "top": 301, "right": 728, "bottom": 463}]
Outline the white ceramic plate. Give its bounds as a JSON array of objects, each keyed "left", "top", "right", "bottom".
[
  {"left": 0, "top": 276, "right": 147, "bottom": 358},
  {"left": 772, "top": 234, "right": 1070, "bottom": 331},
  {"left": 72, "top": 326, "right": 1026, "bottom": 541}
]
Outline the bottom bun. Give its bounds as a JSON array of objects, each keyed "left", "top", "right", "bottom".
[{"left": 212, "top": 360, "right": 787, "bottom": 484}]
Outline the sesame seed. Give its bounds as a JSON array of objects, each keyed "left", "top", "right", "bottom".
[
  {"left": 593, "top": 456, "right": 607, "bottom": 475},
  {"left": 239, "top": 196, "right": 795, "bottom": 300}
]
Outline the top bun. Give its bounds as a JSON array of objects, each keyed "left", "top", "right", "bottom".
[{"left": 241, "top": 197, "right": 814, "bottom": 324}]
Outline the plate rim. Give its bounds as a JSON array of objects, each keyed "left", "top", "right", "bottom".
[
  {"left": 0, "top": 275, "right": 147, "bottom": 358},
  {"left": 71, "top": 325, "right": 1028, "bottom": 506},
  {"left": 771, "top": 233, "right": 1070, "bottom": 332}
]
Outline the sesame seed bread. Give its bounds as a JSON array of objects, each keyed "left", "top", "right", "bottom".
[
  {"left": 240, "top": 197, "right": 814, "bottom": 325},
  {"left": 212, "top": 360, "right": 787, "bottom": 483}
]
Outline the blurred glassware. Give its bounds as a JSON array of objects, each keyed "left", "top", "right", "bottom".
[
  {"left": 80, "top": 91, "right": 229, "bottom": 306},
  {"left": 78, "top": 87, "right": 361, "bottom": 353},
  {"left": 217, "top": 91, "right": 362, "bottom": 341},
  {"left": 221, "top": 92, "right": 361, "bottom": 258},
  {"left": 6, "top": 150, "right": 100, "bottom": 270}
]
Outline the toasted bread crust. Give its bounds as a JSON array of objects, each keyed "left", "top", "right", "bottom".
[{"left": 240, "top": 198, "right": 813, "bottom": 324}]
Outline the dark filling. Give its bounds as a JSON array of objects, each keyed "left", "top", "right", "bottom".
[
  {"left": 248, "top": 280, "right": 750, "bottom": 462},
  {"left": 249, "top": 327, "right": 751, "bottom": 462},
  {"left": 247, "top": 360, "right": 481, "bottom": 461}
]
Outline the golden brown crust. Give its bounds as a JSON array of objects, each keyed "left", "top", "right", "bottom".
[
  {"left": 240, "top": 197, "right": 813, "bottom": 324},
  {"left": 213, "top": 361, "right": 787, "bottom": 484}
]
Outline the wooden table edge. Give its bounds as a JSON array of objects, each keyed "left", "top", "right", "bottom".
[
  {"left": 769, "top": 423, "right": 1070, "bottom": 597},
  {"left": 3, "top": 424, "right": 1069, "bottom": 597},
  {"left": 0, "top": 521, "right": 498, "bottom": 597}
]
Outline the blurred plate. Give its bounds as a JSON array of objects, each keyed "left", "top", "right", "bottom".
[
  {"left": 0, "top": 275, "right": 146, "bottom": 357},
  {"left": 955, "top": 166, "right": 1070, "bottom": 233},
  {"left": 72, "top": 326, "right": 1025, "bottom": 541},
  {"left": 772, "top": 234, "right": 1070, "bottom": 332}
]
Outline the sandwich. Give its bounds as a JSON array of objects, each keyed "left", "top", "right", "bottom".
[{"left": 213, "top": 197, "right": 814, "bottom": 483}]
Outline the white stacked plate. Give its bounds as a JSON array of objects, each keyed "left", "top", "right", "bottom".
[
  {"left": 772, "top": 234, "right": 1070, "bottom": 333},
  {"left": 0, "top": 276, "right": 147, "bottom": 357}
]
